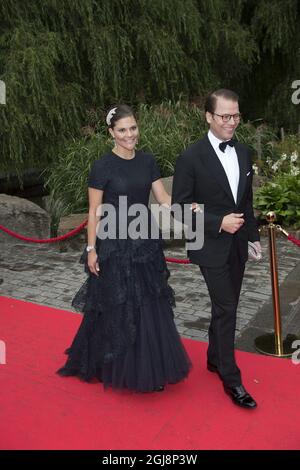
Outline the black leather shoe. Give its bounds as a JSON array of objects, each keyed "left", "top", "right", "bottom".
[
  {"left": 224, "top": 384, "right": 257, "bottom": 409},
  {"left": 154, "top": 385, "right": 164, "bottom": 392}
]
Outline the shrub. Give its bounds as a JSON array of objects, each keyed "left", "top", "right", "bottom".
[
  {"left": 254, "top": 174, "right": 300, "bottom": 229},
  {"left": 46, "top": 101, "right": 296, "bottom": 222}
]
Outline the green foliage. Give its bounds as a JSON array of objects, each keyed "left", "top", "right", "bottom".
[
  {"left": 253, "top": 134, "right": 300, "bottom": 228},
  {"left": 254, "top": 135, "right": 300, "bottom": 177},
  {"left": 254, "top": 174, "right": 300, "bottom": 229},
  {"left": 235, "top": 122, "right": 278, "bottom": 163},
  {"left": 2, "top": 0, "right": 299, "bottom": 180},
  {"left": 273, "top": 135, "right": 300, "bottom": 160},
  {"left": 46, "top": 101, "right": 277, "bottom": 216},
  {"left": 45, "top": 134, "right": 111, "bottom": 215},
  {"left": 241, "top": 0, "right": 300, "bottom": 130},
  {"left": 0, "top": 3, "right": 84, "bottom": 177},
  {"left": 138, "top": 102, "right": 207, "bottom": 175}
]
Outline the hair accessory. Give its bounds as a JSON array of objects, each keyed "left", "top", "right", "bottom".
[{"left": 106, "top": 107, "right": 117, "bottom": 126}]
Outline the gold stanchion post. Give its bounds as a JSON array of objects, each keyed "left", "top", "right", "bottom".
[{"left": 254, "top": 212, "right": 297, "bottom": 357}]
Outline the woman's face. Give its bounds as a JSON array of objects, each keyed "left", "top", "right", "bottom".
[{"left": 109, "top": 116, "right": 139, "bottom": 152}]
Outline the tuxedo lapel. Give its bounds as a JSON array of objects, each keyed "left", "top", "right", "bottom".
[
  {"left": 201, "top": 135, "right": 235, "bottom": 203},
  {"left": 235, "top": 143, "right": 248, "bottom": 206}
]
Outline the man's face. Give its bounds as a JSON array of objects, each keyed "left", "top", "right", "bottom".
[{"left": 205, "top": 96, "right": 240, "bottom": 141}]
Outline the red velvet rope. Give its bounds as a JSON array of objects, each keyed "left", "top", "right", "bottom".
[
  {"left": 0, "top": 221, "right": 192, "bottom": 263},
  {"left": 3, "top": 219, "right": 298, "bottom": 262},
  {"left": 165, "top": 257, "right": 191, "bottom": 264},
  {"left": 287, "top": 234, "right": 300, "bottom": 247},
  {"left": 0, "top": 220, "right": 88, "bottom": 243}
]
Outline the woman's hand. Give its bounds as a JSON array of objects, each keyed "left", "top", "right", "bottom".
[{"left": 88, "top": 250, "right": 100, "bottom": 276}]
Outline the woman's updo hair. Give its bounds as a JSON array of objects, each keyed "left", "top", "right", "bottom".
[{"left": 106, "top": 104, "right": 135, "bottom": 129}]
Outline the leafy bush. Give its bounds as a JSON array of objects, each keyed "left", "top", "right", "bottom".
[
  {"left": 274, "top": 135, "right": 300, "bottom": 157},
  {"left": 254, "top": 135, "right": 300, "bottom": 178},
  {"left": 138, "top": 101, "right": 206, "bottom": 175},
  {"left": 45, "top": 134, "right": 111, "bottom": 216},
  {"left": 236, "top": 122, "right": 278, "bottom": 164},
  {"left": 2, "top": 0, "right": 300, "bottom": 180},
  {"left": 46, "top": 101, "right": 273, "bottom": 216},
  {"left": 254, "top": 174, "right": 300, "bottom": 229}
]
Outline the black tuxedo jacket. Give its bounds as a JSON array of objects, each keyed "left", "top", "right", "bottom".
[{"left": 172, "top": 134, "right": 260, "bottom": 267}]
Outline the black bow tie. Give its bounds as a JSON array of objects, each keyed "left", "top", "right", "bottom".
[{"left": 219, "top": 139, "right": 235, "bottom": 153}]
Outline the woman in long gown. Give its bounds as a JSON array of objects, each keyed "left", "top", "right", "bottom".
[{"left": 57, "top": 105, "right": 192, "bottom": 392}]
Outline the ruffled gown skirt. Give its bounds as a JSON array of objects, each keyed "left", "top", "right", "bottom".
[{"left": 57, "top": 238, "right": 191, "bottom": 392}]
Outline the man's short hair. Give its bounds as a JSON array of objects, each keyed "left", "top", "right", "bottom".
[{"left": 205, "top": 89, "right": 239, "bottom": 114}]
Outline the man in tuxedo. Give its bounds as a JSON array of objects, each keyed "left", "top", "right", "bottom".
[{"left": 172, "top": 89, "right": 261, "bottom": 409}]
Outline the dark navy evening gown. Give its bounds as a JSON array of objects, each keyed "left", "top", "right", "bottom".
[{"left": 57, "top": 151, "right": 191, "bottom": 392}]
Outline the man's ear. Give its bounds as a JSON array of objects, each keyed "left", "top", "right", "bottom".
[{"left": 205, "top": 112, "right": 212, "bottom": 125}]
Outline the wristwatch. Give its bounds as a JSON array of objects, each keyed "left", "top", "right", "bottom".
[{"left": 86, "top": 245, "right": 95, "bottom": 252}]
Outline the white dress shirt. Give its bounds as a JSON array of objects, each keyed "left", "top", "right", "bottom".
[{"left": 208, "top": 130, "right": 240, "bottom": 204}]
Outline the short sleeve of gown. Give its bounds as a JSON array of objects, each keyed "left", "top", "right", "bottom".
[
  {"left": 150, "top": 155, "right": 161, "bottom": 182},
  {"left": 88, "top": 159, "right": 108, "bottom": 190}
]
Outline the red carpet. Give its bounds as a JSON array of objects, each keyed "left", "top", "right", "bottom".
[{"left": 0, "top": 295, "right": 299, "bottom": 450}]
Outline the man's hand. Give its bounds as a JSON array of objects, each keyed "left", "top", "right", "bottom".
[{"left": 221, "top": 213, "right": 245, "bottom": 234}]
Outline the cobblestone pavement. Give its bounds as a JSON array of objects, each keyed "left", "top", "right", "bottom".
[{"left": 1, "top": 236, "right": 300, "bottom": 350}]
